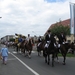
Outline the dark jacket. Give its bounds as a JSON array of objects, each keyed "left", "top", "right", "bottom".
[
  {"left": 45, "top": 33, "right": 53, "bottom": 42},
  {"left": 38, "top": 38, "right": 42, "bottom": 42},
  {"left": 58, "top": 34, "right": 66, "bottom": 44}
]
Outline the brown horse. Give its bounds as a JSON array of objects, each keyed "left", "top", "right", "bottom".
[
  {"left": 57, "top": 42, "right": 75, "bottom": 65},
  {"left": 24, "top": 38, "right": 34, "bottom": 58},
  {"left": 16, "top": 40, "right": 25, "bottom": 53}
]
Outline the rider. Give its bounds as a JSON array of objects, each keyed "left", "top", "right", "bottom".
[
  {"left": 58, "top": 31, "right": 66, "bottom": 44},
  {"left": 37, "top": 36, "right": 42, "bottom": 46},
  {"left": 26, "top": 34, "right": 31, "bottom": 44},
  {"left": 45, "top": 30, "right": 57, "bottom": 48},
  {"left": 18, "top": 35, "right": 23, "bottom": 42},
  {"left": 18, "top": 35, "right": 23, "bottom": 47},
  {"left": 57, "top": 31, "right": 67, "bottom": 53},
  {"left": 44, "top": 30, "right": 52, "bottom": 48}
]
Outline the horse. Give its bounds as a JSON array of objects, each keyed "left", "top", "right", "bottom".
[
  {"left": 37, "top": 39, "right": 46, "bottom": 56},
  {"left": 56, "top": 43, "right": 73, "bottom": 65},
  {"left": 69, "top": 42, "right": 75, "bottom": 54},
  {"left": 56, "top": 41, "right": 75, "bottom": 65},
  {"left": 43, "top": 34, "right": 58, "bottom": 67},
  {"left": 14, "top": 40, "right": 26, "bottom": 53},
  {"left": 24, "top": 38, "right": 34, "bottom": 58}
]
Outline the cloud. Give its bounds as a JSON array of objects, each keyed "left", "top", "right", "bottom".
[{"left": 0, "top": 0, "right": 75, "bottom": 38}]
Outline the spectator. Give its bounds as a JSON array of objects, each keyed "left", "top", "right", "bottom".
[{"left": 0, "top": 45, "right": 8, "bottom": 65}]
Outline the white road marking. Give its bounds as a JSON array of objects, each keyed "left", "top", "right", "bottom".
[
  {"left": 12, "top": 51, "right": 17, "bottom": 54},
  {"left": 10, "top": 52, "right": 40, "bottom": 75},
  {"left": 12, "top": 51, "right": 36, "bottom": 54},
  {"left": 8, "top": 52, "right": 11, "bottom": 54}
]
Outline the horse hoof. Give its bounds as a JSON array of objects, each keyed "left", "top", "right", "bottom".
[
  {"left": 52, "top": 65, "right": 54, "bottom": 67},
  {"left": 57, "top": 60, "right": 59, "bottom": 63},
  {"left": 62, "top": 63, "right": 66, "bottom": 65},
  {"left": 48, "top": 62, "right": 49, "bottom": 65},
  {"left": 38, "top": 54, "right": 40, "bottom": 56},
  {"left": 29, "top": 57, "right": 31, "bottom": 59},
  {"left": 28, "top": 56, "right": 31, "bottom": 59},
  {"left": 45, "top": 60, "right": 47, "bottom": 63}
]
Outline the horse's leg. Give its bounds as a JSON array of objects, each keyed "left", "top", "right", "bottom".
[
  {"left": 72, "top": 49, "right": 74, "bottom": 54},
  {"left": 25, "top": 50, "right": 28, "bottom": 57},
  {"left": 52, "top": 54, "right": 54, "bottom": 67},
  {"left": 28, "top": 50, "right": 31, "bottom": 58},
  {"left": 37, "top": 47, "right": 40, "bottom": 56},
  {"left": 19, "top": 48, "right": 21, "bottom": 53},
  {"left": 63, "top": 54, "right": 66, "bottom": 65},
  {"left": 62, "top": 53, "right": 66, "bottom": 65},
  {"left": 45, "top": 55, "right": 47, "bottom": 63},
  {"left": 55, "top": 53, "right": 59, "bottom": 63},
  {"left": 43, "top": 49, "right": 47, "bottom": 63},
  {"left": 38, "top": 50, "right": 41, "bottom": 56},
  {"left": 16, "top": 45, "right": 18, "bottom": 53},
  {"left": 38, "top": 50, "right": 40, "bottom": 56},
  {"left": 47, "top": 54, "right": 50, "bottom": 65},
  {"left": 40, "top": 50, "right": 42, "bottom": 56},
  {"left": 23, "top": 48, "right": 26, "bottom": 55},
  {"left": 56, "top": 54, "right": 59, "bottom": 63}
]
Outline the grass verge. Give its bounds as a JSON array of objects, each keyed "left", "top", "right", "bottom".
[{"left": 58, "top": 53, "right": 75, "bottom": 57}]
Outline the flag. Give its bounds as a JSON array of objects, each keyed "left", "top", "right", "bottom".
[{"left": 70, "top": 3, "right": 75, "bottom": 34}]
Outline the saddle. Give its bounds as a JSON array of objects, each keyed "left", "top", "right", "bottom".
[{"left": 17, "top": 43, "right": 21, "bottom": 47}]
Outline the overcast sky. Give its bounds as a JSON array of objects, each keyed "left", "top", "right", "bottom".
[{"left": 0, "top": 0, "right": 75, "bottom": 38}]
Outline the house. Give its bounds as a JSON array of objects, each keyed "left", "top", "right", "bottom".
[
  {"left": 1, "top": 35, "right": 15, "bottom": 43},
  {"left": 44, "top": 19, "right": 70, "bottom": 36},
  {"left": 44, "top": 19, "right": 74, "bottom": 42}
]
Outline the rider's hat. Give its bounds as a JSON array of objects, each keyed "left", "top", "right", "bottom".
[{"left": 48, "top": 30, "right": 51, "bottom": 33}]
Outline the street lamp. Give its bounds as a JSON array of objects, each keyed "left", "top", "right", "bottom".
[{"left": 32, "top": 31, "right": 37, "bottom": 36}]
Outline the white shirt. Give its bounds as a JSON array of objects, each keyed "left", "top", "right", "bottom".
[{"left": 26, "top": 36, "right": 31, "bottom": 41}]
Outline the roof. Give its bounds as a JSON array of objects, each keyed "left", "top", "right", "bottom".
[
  {"left": 44, "top": 19, "right": 70, "bottom": 36},
  {"left": 50, "top": 19, "right": 70, "bottom": 28}
]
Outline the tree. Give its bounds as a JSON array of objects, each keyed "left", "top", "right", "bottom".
[
  {"left": 9, "top": 38, "right": 15, "bottom": 42},
  {"left": 50, "top": 22, "right": 70, "bottom": 35}
]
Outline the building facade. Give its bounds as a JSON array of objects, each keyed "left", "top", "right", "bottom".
[{"left": 1, "top": 35, "right": 15, "bottom": 43}]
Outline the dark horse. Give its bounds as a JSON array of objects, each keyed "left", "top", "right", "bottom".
[
  {"left": 43, "top": 34, "right": 58, "bottom": 67},
  {"left": 37, "top": 39, "right": 46, "bottom": 56}
]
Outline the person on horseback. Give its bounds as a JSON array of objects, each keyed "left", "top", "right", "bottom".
[
  {"left": 58, "top": 31, "right": 66, "bottom": 44},
  {"left": 18, "top": 35, "right": 23, "bottom": 43},
  {"left": 37, "top": 36, "right": 42, "bottom": 46},
  {"left": 57, "top": 31, "right": 67, "bottom": 53},
  {"left": 25, "top": 34, "right": 32, "bottom": 45},
  {"left": 58, "top": 32, "right": 66, "bottom": 47},
  {"left": 18, "top": 35, "right": 23, "bottom": 47},
  {"left": 44, "top": 30, "right": 52, "bottom": 48},
  {"left": 24, "top": 34, "right": 33, "bottom": 58}
]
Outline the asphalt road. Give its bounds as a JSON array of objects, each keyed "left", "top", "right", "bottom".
[{"left": 0, "top": 46, "right": 75, "bottom": 75}]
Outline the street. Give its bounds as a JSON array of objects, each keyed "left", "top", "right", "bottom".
[{"left": 0, "top": 46, "right": 75, "bottom": 75}]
